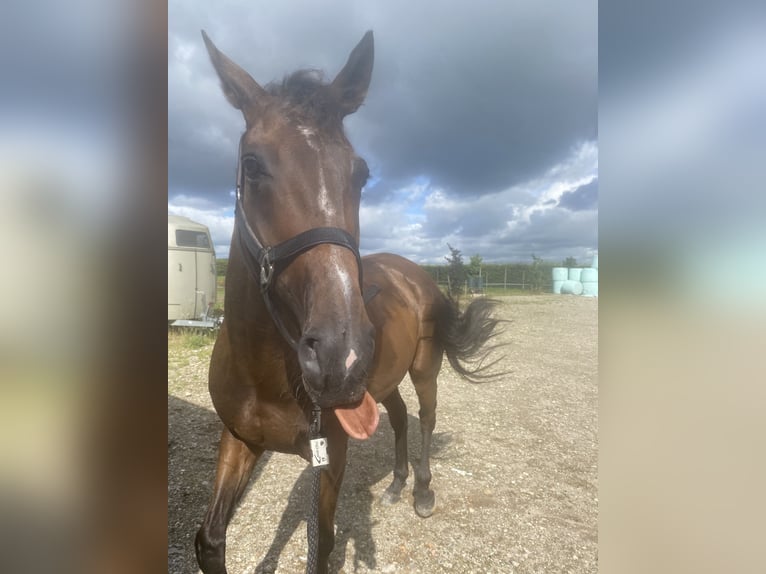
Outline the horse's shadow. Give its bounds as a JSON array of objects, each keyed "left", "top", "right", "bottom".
[
  {"left": 169, "top": 396, "right": 277, "bottom": 574},
  {"left": 253, "top": 412, "right": 453, "bottom": 574},
  {"left": 168, "top": 394, "right": 452, "bottom": 574}
]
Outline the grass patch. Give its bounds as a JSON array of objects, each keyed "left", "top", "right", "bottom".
[
  {"left": 216, "top": 275, "right": 225, "bottom": 311},
  {"left": 168, "top": 328, "right": 217, "bottom": 351}
]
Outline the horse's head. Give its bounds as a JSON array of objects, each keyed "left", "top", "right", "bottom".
[{"left": 203, "top": 31, "right": 376, "bottom": 410}]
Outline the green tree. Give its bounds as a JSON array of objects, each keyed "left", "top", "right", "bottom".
[
  {"left": 529, "top": 254, "right": 545, "bottom": 292},
  {"left": 468, "top": 254, "right": 483, "bottom": 276},
  {"left": 445, "top": 244, "right": 466, "bottom": 297},
  {"left": 563, "top": 256, "right": 577, "bottom": 268},
  {"left": 467, "top": 254, "right": 484, "bottom": 294}
]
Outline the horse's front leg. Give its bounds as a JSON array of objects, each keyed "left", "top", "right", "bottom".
[
  {"left": 313, "top": 414, "right": 349, "bottom": 573},
  {"left": 196, "top": 427, "right": 262, "bottom": 574}
]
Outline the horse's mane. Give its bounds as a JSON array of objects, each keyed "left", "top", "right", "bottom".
[{"left": 265, "top": 70, "right": 342, "bottom": 129}]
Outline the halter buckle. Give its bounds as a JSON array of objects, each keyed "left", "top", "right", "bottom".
[{"left": 259, "top": 249, "right": 274, "bottom": 291}]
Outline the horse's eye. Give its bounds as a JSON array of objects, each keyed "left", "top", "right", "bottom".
[
  {"left": 352, "top": 157, "right": 370, "bottom": 189},
  {"left": 242, "top": 155, "right": 269, "bottom": 181}
]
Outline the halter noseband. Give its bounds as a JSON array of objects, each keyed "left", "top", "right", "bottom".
[{"left": 233, "top": 147, "right": 364, "bottom": 351}]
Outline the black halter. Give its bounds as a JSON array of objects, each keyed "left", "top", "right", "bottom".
[{"left": 233, "top": 148, "right": 364, "bottom": 350}]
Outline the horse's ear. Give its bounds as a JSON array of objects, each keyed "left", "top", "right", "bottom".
[
  {"left": 330, "top": 30, "right": 374, "bottom": 117},
  {"left": 201, "top": 30, "right": 267, "bottom": 113}
]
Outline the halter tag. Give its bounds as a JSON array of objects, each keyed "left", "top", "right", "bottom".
[{"left": 310, "top": 437, "right": 329, "bottom": 467}]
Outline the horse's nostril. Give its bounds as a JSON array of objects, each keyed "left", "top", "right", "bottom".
[
  {"left": 298, "top": 335, "right": 321, "bottom": 377},
  {"left": 305, "top": 337, "right": 319, "bottom": 353}
]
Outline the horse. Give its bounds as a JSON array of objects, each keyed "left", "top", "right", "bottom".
[{"left": 195, "top": 30, "right": 504, "bottom": 574}]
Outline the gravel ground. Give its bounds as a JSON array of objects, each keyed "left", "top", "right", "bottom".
[{"left": 169, "top": 294, "right": 598, "bottom": 573}]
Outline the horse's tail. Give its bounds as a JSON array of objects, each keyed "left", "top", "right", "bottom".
[{"left": 435, "top": 296, "right": 506, "bottom": 383}]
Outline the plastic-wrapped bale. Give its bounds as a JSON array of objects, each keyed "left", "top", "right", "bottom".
[
  {"left": 552, "top": 267, "right": 568, "bottom": 280},
  {"left": 580, "top": 267, "right": 598, "bottom": 297},
  {"left": 560, "top": 280, "right": 584, "bottom": 295},
  {"left": 551, "top": 268, "right": 568, "bottom": 293},
  {"left": 568, "top": 268, "right": 582, "bottom": 281},
  {"left": 580, "top": 267, "right": 598, "bottom": 282}
]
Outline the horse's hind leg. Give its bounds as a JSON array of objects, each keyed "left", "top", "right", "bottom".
[
  {"left": 196, "top": 427, "right": 262, "bottom": 574},
  {"left": 410, "top": 338, "right": 442, "bottom": 518},
  {"left": 380, "top": 388, "right": 409, "bottom": 504}
]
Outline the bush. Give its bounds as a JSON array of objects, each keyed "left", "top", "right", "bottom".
[{"left": 216, "top": 259, "right": 228, "bottom": 277}]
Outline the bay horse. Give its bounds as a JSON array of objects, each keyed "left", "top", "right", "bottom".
[{"left": 195, "top": 30, "right": 504, "bottom": 574}]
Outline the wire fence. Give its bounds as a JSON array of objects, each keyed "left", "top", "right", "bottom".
[
  {"left": 424, "top": 264, "right": 557, "bottom": 295},
  {"left": 433, "top": 280, "right": 555, "bottom": 295}
]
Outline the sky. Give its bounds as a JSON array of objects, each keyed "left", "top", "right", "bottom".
[{"left": 168, "top": 0, "right": 598, "bottom": 265}]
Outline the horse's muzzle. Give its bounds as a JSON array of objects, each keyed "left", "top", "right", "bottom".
[{"left": 297, "top": 323, "right": 375, "bottom": 407}]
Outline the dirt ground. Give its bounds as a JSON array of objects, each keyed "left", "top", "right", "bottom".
[{"left": 168, "top": 294, "right": 598, "bottom": 573}]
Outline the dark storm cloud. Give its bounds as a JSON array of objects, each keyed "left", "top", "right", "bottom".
[
  {"left": 168, "top": 0, "right": 596, "bottom": 208},
  {"left": 558, "top": 178, "right": 598, "bottom": 211},
  {"left": 361, "top": 6, "right": 597, "bottom": 199}
]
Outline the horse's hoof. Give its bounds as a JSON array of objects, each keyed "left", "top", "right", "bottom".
[
  {"left": 381, "top": 478, "right": 406, "bottom": 505},
  {"left": 380, "top": 489, "right": 401, "bottom": 505},
  {"left": 414, "top": 490, "right": 435, "bottom": 518}
]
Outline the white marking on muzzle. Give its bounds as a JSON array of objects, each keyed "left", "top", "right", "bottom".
[{"left": 345, "top": 348, "right": 358, "bottom": 370}]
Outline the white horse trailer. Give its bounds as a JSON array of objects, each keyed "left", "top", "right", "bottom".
[{"left": 168, "top": 215, "right": 218, "bottom": 327}]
